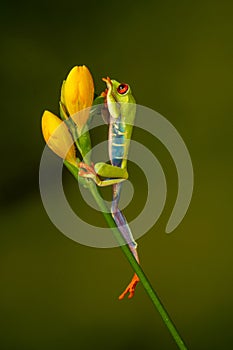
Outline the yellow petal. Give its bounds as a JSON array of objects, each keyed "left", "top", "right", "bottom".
[
  {"left": 41, "top": 110, "right": 77, "bottom": 166},
  {"left": 63, "top": 65, "right": 94, "bottom": 131}
]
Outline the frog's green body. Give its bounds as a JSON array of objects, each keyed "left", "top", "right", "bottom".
[{"left": 79, "top": 77, "right": 140, "bottom": 299}]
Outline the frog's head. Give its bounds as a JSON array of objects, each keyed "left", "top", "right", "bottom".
[{"left": 102, "top": 77, "right": 135, "bottom": 104}]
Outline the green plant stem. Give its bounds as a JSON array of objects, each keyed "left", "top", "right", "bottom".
[
  {"left": 88, "top": 182, "right": 188, "bottom": 350},
  {"left": 65, "top": 163, "right": 188, "bottom": 350}
]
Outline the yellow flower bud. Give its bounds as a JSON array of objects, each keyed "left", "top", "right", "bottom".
[
  {"left": 62, "top": 65, "right": 94, "bottom": 131},
  {"left": 41, "top": 110, "right": 77, "bottom": 167}
]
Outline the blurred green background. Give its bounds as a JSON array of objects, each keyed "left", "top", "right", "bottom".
[{"left": 1, "top": 0, "right": 232, "bottom": 349}]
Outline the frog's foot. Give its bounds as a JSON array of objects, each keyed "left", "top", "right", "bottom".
[
  {"left": 118, "top": 273, "right": 140, "bottom": 300},
  {"left": 78, "top": 162, "right": 96, "bottom": 179}
]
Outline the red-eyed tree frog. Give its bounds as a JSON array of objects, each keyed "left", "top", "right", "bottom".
[{"left": 79, "top": 77, "right": 140, "bottom": 299}]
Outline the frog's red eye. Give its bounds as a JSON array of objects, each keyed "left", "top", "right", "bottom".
[{"left": 117, "top": 83, "right": 129, "bottom": 95}]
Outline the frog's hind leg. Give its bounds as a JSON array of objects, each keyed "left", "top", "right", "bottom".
[{"left": 111, "top": 183, "right": 140, "bottom": 299}]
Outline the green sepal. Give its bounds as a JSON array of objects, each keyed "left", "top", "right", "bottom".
[
  {"left": 60, "top": 80, "right": 66, "bottom": 105},
  {"left": 59, "top": 101, "right": 69, "bottom": 121},
  {"left": 87, "top": 95, "right": 105, "bottom": 125},
  {"left": 78, "top": 124, "right": 92, "bottom": 164},
  {"left": 63, "top": 159, "right": 79, "bottom": 181},
  {"left": 93, "top": 95, "right": 105, "bottom": 105}
]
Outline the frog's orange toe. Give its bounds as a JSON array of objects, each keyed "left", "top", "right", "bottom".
[{"left": 118, "top": 273, "right": 139, "bottom": 300}]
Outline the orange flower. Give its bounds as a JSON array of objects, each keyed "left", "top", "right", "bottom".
[
  {"left": 61, "top": 65, "right": 94, "bottom": 132},
  {"left": 41, "top": 110, "right": 77, "bottom": 166}
]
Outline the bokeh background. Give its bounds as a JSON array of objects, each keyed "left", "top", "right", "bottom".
[{"left": 1, "top": 0, "right": 232, "bottom": 349}]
